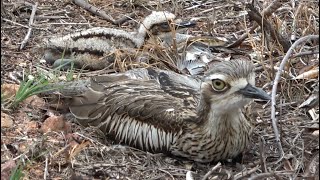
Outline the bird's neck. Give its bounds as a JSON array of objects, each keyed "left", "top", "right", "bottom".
[
  {"left": 196, "top": 97, "right": 248, "bottom": 136},
  {"left": 135, "top": 25, "right": 150, "bottom": 47}
]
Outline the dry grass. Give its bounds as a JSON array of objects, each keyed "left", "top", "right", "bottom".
[{"left": 1, "top": 0, "right": 319, "bottom": 179}]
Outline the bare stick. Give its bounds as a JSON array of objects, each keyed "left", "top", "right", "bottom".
[
  {"left": 259, "top": 136, "right": 267, "bottom": 173},
  {"left": 73, "top": 0, "right": 115, "bottom": 22},
  {"left": 248, "top": 171, "right": 294, "bottom": 180},
  {"left": 234, "top": 166, "right": 260, "bottom": 180},
  {"left": 20, "top": 2, "right": 38, "bottom": 50},
  {"left": 271, "top": 35, "right": 319, "bottom": 161},
  {"left": 228, "top": 0, "right": 282, "bottom": 48},
  {"left": 247, "top": 4, "right": 291, "bottom": 52},
  {"left": 44, "top": 155, "right": 48, "bottom": 180},
  {"left": 290, "top": 50, "right": 319, "bottom": 59},
  {"left": 2, "top": 18, "right": 29, "bottom": 28},
  {"left": 72, "top": 0, "right": 135, "bottom": 25},
  {"left": 201, "top": 162, "right": 221, "bottom": 180},
  {"left": 113, "top": 12, "right": 136, "bottom": 25}
]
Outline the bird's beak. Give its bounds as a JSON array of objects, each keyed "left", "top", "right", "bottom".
[
  {"left": 152, "top": 21, "right": 196, "bottom": 34},
  {"left": 173, "top": 21, "right": 197, "bottom": 29},
  {"left": 238, "top": 84, "right": 271, "bottom": 101}
]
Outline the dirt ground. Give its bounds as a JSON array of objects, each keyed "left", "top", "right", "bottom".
[{"left": 1, "top": 0, "right": 319, "bottom": 179}]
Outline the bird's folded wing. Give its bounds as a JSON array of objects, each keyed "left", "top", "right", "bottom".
[
  {"left": 68, "top": 73, "right": 199, "bottom": 152},
  {"left": 69, "top": 74, "right": 199, "bottom": 131}
]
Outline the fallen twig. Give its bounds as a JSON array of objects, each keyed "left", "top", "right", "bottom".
[
  {"left": 20, "top": 2, "right": 38, "bottom": 50},
  {"left": 2, "top": 18, "right": 29, "bottom": 29},
  {"left": 234, "top": 166, "right": 260, "bottom": 180},
  {"left": 270, "top": 34, "right": 319, "bottom": 161},
  {"left": 72, "top": 0, "right": 115, "bottom": 22},
  {"left": 228, "top": 0, "right": 282, "bottom": 48},
  {"left": 44, "top": 155, "right": 48, "bottom": 180},
  {"left": 259, "top": 136, "right": 267, "bottom": 173},
  {"left": 72, "top": 0, "right": 135, "bottom": 25},
  {"left": 290, "top": 50, "right": 319, "bottom": 59},
  {"left": 248, "top": 171, "right": 294, "bottom": 180},
  {"left": 201, "top": 162, "right": 221, "bottom": 180},
  {"left": 247, "top": 4, "right": 291, "bottom": 52}
]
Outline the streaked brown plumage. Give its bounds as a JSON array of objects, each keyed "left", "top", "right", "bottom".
[
  {"left": 43, "top": 11, "right": 195, "bottom": 70},
  {"left": 52, "top": 59, "right": 270, "bottom": 162}
]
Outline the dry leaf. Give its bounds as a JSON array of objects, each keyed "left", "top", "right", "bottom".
[
  {"left": 294, "top": 68, "right": 319, "bottom": 80},
  {"left": 24, "top": 95, "right": 46, "bottom": 109},
  {"left": 283, "top": 159, "right": 293, "bottom": 171},
  {"left": 41, "top": 116, "right": 71, "bottom": 133},
  {"left": 303, "top": 153, "right": 319, "bottom": 177},
  {"left": 1, "top": 83, "right": 19, "bottom": 99},
  {"left": 312, "top": 130, "right": 319, "bottom": 137},
  {"left": 308, "top": 109, "right": 319, "bottom": 121},
  {"left": 1, "top": 113, "right": 13, "bottom": 128},
  {"left": 68, "top": 140, "right": 91, "bottom": 160},
  {"left": 1, "top": 159, "right": 16, "bottom": 180},
  {"left": 26, "top": 121, "right": 40, "bottom": 133},
  {"left": 186, "top": 171, "right": 194, "bottom": 180}
]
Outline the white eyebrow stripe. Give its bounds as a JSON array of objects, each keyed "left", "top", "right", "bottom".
[
  {"left": 230, "top": 78, "right": 248, "bottom": 88},
  {"left": 205, "top": 74, "right": 227, "bottom": 81}
]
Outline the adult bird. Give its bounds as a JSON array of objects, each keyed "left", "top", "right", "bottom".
[
  {"left": 42, "top": 11, "right": 195, "bottom": 70},
  {"left": 45, "top": 59, "right": 270, "bottom": 162}
]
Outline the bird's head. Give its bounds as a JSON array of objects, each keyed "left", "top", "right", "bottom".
[
  {"left": 136, "top": 11, "right": 196, "bottom": 38},
  {"left": 200, "top": 59, "right": 270, "bottom": 113}
]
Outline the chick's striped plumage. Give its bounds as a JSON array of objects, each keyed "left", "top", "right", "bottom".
[{"left": 65, "top": 59, "right": 267, "bottom": 162}]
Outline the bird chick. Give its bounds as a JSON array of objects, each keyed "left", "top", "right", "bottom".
[
  {"left": 43, "top": 11, "right": 195, "bottom": 70},
  {"left": 177, "top": 36, "right": 249, "bottom": 76}
]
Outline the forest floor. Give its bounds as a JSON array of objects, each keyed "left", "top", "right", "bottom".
[{"left": 1, "top": 0, "right": 319, "bottom": 179}]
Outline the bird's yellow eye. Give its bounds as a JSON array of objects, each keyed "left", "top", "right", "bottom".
[{"left": 212, "top": 79, "right": 227, "bottom": 91}]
